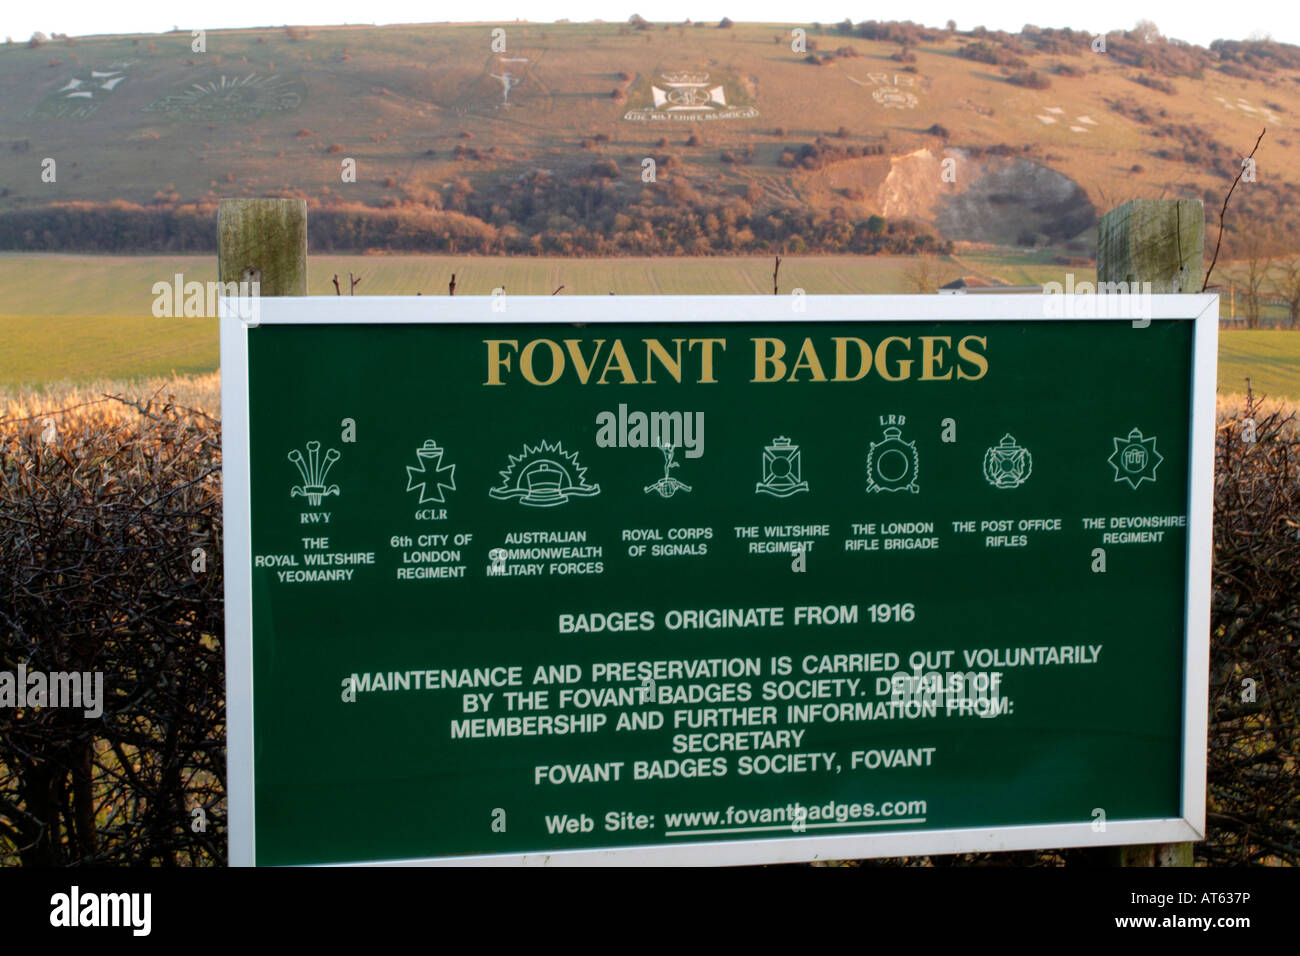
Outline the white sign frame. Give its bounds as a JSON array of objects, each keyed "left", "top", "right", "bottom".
[{"left": 221, "top": 293, "right": 1217, "bottom": 866}]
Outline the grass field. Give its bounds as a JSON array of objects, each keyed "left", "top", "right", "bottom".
[{"left": 3, "top": 253, "right": 1298, "bottom": 400}]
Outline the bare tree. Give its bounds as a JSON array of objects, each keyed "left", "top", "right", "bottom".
[
  {"left": 1236, "top": 229, "right": 1273, "bottom": 329},
  {"left": 1277, "top": 257, "right": 1300, "bottom": 329},
  {"left": 903, "top": 255, "right": 957, "bottom": 294}
]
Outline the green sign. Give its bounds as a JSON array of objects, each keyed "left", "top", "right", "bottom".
[{"left": 222, "top": 294, "right": 1216, "bottom": 865}]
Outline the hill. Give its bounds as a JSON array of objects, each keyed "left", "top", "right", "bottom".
[{"left": 3, "top": 20, "right": 1300, "bottom": 255}]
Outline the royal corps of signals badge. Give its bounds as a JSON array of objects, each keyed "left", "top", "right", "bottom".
[
  {"left": 866, "top": 418, "right": 920, "bottom": 494},
  {"left": 982, "top": 434, "right": 1032, "bottom": 489}
]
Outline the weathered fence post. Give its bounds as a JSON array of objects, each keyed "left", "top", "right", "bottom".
[
  {"left": 1096, "top": 197, "right": 1204, "bottom": 867},
  {"left": 218, "top": 198, "right": 308, "bottom": 294},
  {"left": 1097, "top": 198, "right": 1204, "bottom": 294}
]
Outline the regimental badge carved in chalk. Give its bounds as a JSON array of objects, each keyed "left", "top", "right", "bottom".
[
  {"left": 623, "top": 69, "right": 758, "bottom": 122},
  {"left": 27, "top": 64, "right": 134, "bottom": 120},
  {"left": 144, "top": 74, "right": 304, "bottom": 121}
]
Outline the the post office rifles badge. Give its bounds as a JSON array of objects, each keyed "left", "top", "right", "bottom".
[{"left": 982, "top": 434, "right": 1033, "bottom": 489}]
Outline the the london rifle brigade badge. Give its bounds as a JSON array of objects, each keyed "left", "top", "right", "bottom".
[
  {"left": 866, "top": 417, "right": 919, "bottom": 494},
  {"left": 982, "top": 434, "right": 1032, "bottom": 489}
]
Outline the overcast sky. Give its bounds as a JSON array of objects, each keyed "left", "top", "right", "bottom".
[{"left": 3, "top": 2, "right": 1293, "bottom": 49}]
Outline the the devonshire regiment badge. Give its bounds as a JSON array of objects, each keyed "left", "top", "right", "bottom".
[{"left": 1108, "top": 427, "right": 1163, "bottom": 489}]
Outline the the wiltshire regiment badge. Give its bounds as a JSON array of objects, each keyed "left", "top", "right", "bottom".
[
  {"left": 866, "top": 417, "right": 919, "bottom": 494},
  {"left": 623, "top": 70, "right": 758, "bottom": 122},
  {"left": 1108, "top": 427, "right": 1163, "bottom": 489},
  {"left": 983, "top": 434, "right": 1032, "bottom": 489}
]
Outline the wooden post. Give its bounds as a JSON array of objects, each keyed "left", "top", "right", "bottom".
[
  {"left": 219, "top": 198, "right": 305, "bottom": 867},
  {"left": 218, "top": 198, "right": 307, "bottom": 295},
  {"left": 1097, "top": 198, "right": 1204, "bottom": 294},
  {"left": 1096, "top": 197, "right": 1204, "bottom": 868}
]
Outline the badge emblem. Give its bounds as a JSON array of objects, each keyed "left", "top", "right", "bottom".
[
  {"left": 982, "top": 434, "right": 1032, "bottom": 489},
  {"left": 489, "top": 440, "right": 600, "bottom": 507},
  {"left": 1108, "top": 427, "right": 1163, "bottom": 489},
  {"left": 755, "top": 437, "right": 809, "bottom": 497},
  {"left": 288, "top": 441, "right": 340, "bottom": 507},
  {"left": 645, "top": 444, "right": 692, "bottom": 498},
  {"left": 867, "top": 425, "right": 919, "bottom": 494},
  {"left": 405, "top": 439, "right": 457, "bottom": 504}
]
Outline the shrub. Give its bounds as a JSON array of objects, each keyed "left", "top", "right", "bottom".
[
  {"left": 1133, "top": 73, "right": 1177, "bottom": 94},
  {"left": 0, "top": 392, "right": 224, "bottom": 865},
  {"left": 1007, "top": 70, "right": 1051, "bottom": 89}
]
